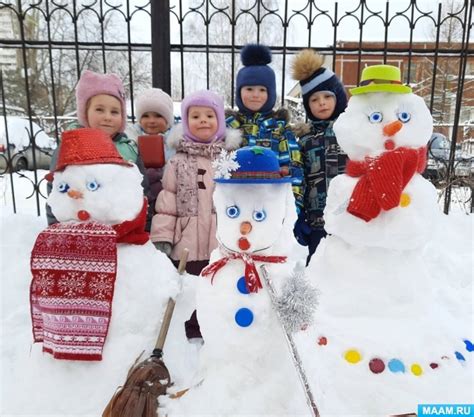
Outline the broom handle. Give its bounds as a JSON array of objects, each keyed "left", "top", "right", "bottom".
[{"left": 154, "top": 248, "right": 189, "bottom": 352}]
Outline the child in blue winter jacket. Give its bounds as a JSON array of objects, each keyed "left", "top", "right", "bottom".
[
  {"left": 291, "top": 49, "right": 348, "bottom": 265},
  {"left": 226, "top": 43, "right": 304, "bottom": 211}
]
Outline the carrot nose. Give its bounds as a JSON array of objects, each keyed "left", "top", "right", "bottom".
[
  {"left": 67, "top": 189, "right": 83, "bottom": 199},
  {"left": 383, "top": 120, "right": 403, "bottom": 137},
  {"left": 240, "top": 221, "right": 252, "bottom": 235}
]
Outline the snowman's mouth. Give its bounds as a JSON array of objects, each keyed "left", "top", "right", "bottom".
[{"left": 238, "top": 237, "right": 251, "bottom": 251}]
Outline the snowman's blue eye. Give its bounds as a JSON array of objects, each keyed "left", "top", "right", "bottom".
[
  {"left": 86, "top": 180, "right": 100, "bottom": 191},
  {"left": 397, "top": 111, "right": 411, "bottom": 123},
  {"left": 58, "top": 182, "right": 70, "bottom": 193},
  {"left": 368, "top": 112, "right": 383, "bottom": 123},
  {"left": 252, "top": 209, "right": 266, "bottom": 222},
  {"left": 226, "top": 205, "right": 240, "bottom": 218}
]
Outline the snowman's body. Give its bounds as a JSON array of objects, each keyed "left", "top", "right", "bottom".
[
  {"left": 306, "top": 90, "right": 473, "bottom": 414},
  {"left": 2, "top": 161, "right": 177, "bottom": 415},
  {"left": 166, "top": 180, "right": 309, "bottom": 414}
]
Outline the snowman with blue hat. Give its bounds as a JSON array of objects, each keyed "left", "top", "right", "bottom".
[{"left": 164, "top": 146, "right": 317, "bottom": 415}]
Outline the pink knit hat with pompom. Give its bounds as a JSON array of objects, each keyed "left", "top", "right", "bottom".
[{"left": 76, "top": 70, "right": 127, "bottom": 133}]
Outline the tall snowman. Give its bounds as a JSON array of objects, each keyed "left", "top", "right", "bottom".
[
  {"left": 304, "top": 65, "right": 473, "bottom": 415},
  {"left": 2, "top": 128, "right": 177, "bottom": 415},
  {"left": 164, "top": 146, "right": 314, "bottom": 415}
]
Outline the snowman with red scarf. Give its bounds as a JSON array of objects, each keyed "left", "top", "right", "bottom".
[
  {"left": 306, "top": 66, "right": 473, "bottom": 415},
  {"left": 324, "top": 65, "right": 438, "bottom": 248},
  {"left": 7, "top": 128, "right": 177, "bottom": 415},
  {"left": 164, "top": 146, "right": 315, "bottom": 415}
]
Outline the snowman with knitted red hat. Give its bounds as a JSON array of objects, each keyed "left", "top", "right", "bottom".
[
  {"left": 163, "top": 146, "right": 317, "bottom": 415},
  {"left": 3, "top": 128, "right": 177, "bottom": 415},
  {"left": 304, "top": 65, "right": 473, "bottom": 414}
]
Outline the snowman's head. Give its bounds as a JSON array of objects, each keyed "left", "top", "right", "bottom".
[
  {"left": 214, "top": 182, "right": 296, "bottom": 254},
  {"left": 334, "top": 92, "right": 433, "bottom": 160},
  {"left": 48, "top": 163, "right": 144, "bottom": 224},
  {"left": 47, "top": 128, "right": 144, "bottom": 224},
  {"left": 212, "top": 146, "right": 297, "bottom": 254}
]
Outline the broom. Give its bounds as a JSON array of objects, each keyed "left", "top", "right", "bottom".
[{"left": 102, "top": 248, "right": 189, "bottom": 417}]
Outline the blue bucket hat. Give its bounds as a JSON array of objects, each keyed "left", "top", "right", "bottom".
[{"left": 214, "top": 146, "right": 292, "bottom": 184}]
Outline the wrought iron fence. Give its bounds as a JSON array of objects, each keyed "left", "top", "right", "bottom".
[{"left": 0, "top": 0, "right": 472, "bottom": 216}]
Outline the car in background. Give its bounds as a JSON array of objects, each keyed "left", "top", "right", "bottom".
[
  {"left": 0, "top": 117, "right": 56, "bottom": 173},
  {"left": 424, "top": 133, "right": 473, "bottom": 186}
]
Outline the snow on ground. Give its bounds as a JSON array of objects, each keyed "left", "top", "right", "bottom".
[{"left": 0, "top": 170, "right": 473, "bottom": 416}]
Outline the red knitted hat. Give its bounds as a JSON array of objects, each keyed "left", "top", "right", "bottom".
[{"left": 55, "top": 128, "right": 132, "bottom": 172}]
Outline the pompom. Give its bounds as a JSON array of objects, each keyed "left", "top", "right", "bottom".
[
  {"left": 291, "top": 49, "right": 325, "bottom": 81},
  {"left": 241, "top": 44, "right": 272, "bottom": 66},
  {"left": 276, "top": 262, "right": 319, "bottom": 333}
]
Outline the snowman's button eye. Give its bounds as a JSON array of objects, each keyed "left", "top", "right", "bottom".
[
  {"left": 397, "top": 111, "right": 411, "bottom": 123},
  {"left": 368, "top": 112, "right": 383, "bottom": 123},
  {"left": 252, "top": 209, "right": 266, "bottom": 222},
  {"left": 86, "top": 180, "right": 100, "bottom": 191},
  {"left": 226, "top": 205, "right": 240, "bottom": 218},
  {"left": 57, "top": 182, "right": 70, "bottom": 193}
]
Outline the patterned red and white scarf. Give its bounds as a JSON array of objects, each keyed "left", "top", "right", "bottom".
[
  {"left": 30, "top": 200, "right": 149, "bottom": 361},
  {"left": 30, "top": 222, "right": 118, "bottom": 361}
]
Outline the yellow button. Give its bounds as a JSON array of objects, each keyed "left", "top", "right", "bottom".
[
  {"left": 400, "top": 193, "right": 411, "bottom": 207},
  {"left": 344, "top": 349, "right": 362, "bottom": 364},
  {"left": 411, "top": 363, "right": 423, "bottom": 376}
]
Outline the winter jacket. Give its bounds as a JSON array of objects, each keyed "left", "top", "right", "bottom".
[
  {"left": 225, "top": 108, "right": 304, "bottom": 210},
  {"left": 150, "top": 124, "right": 242, "bottom": 262},
  {"left": 295, "top": 120, "right": 347, "bottom": 230},
  {"left": 46, "top": 126, "right": 153, "bottom": 231}
]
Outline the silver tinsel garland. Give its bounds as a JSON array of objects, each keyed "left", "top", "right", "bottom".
[{"left": 275, "top": 263, "right": 319, "bottom": 333}]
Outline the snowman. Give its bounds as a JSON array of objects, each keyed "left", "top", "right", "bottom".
[
  {"left": 2, "top": 128, "right": 177, "bottom": 415},
  {"left": 304, "top": 65, "right": 473, "bottom": 415},
  {"left": 164, "top": 146, "right": 314, "bottom": 415}
]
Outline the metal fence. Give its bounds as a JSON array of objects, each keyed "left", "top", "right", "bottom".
[{"left": 0, "top": 0, "right": 473, "bottom": 216}]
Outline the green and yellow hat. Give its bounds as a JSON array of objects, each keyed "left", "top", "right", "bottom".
[{"left": 350, "top": 65, "right": 412, "bottom": 95}]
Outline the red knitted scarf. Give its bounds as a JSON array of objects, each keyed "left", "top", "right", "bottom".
[
  {"left": 30, "top": 202, "right": 149, "bottom": 361},
  {"left": 202, "top": 249, "right": 287, "bottom": 293},
  {"left": 345, "top": 147, "right": 427, "bottom": 222}
]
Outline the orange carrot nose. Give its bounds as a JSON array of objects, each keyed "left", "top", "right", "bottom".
[
  {"left": 383, "top": 120, "right": 403, "bottom": 137},
  {"left": 240, "top": 221, "right": 253, "bottom": 235},
  {"left": 67, "top": 189, "right": 83, "bottom": 199}
]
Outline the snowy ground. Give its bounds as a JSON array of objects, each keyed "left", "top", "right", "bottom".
[{"left": 1, "top": 170, "right": 473, "bottom": 416}]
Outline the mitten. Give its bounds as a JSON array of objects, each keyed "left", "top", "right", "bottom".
[
  {"left": 293, "top": 213, "right": 312, "bottom": 247},
  {"left": 154, "top": 241, "right": 173, "bottom": 256}
]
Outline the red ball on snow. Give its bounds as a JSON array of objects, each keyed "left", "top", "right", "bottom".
[{"left": 369, "top": 358, "right": 385, "bottom": 374}]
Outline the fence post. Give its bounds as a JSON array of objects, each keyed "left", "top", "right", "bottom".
[{"left": 151, "top": 0, "right": 171, "bottom": 94}]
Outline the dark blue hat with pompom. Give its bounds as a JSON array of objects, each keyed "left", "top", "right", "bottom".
[{"left": 236, "top": 44, "right": 276, "bottom": 115}]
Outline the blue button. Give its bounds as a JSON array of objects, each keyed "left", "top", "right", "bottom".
[
  {"left": 237, "top": 276, "right": 250, "bottom": 294},
  {"left": 387, "top": 358, "right": 405, "bottom": 373},
  {"left": 455, "top": 351, "right": 466, "bottom": 362},
  {"left": 235, "top": 308, "right": 253, "bottom": 327}
]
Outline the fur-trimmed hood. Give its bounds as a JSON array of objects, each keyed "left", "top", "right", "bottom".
[
  {"left": 292, "top": 121, "right": 312, "bottom": 138},
  {"left": 167, "top": 123, "right": 242, "bottom": 151}
]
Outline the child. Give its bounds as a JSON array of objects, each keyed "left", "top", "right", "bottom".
[
  {"left": 132, "top": 88, "right": 175, "bottom": 214},
  {"left": 45, "top": 70, "right": 152, "bottom": 230},
  {"left": 226, "top": 43, "right": 304, "bottom": 211},
  {"left": 291, "top": 49, "right": 348, "bottom": 264},
  {"left": 150, "top": 90, "right": 241, "bottom": 340}
]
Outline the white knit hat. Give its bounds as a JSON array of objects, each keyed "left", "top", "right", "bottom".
[{"left": 135, "top": 88, "right": 174, "bottom": 128}]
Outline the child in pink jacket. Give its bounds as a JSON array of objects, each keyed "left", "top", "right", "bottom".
[
  {"left": 151, "top": 90, "right": 241, "bottom": 274},
  {"left": 150, "top": 90, "right": 241, "bottom": 340}
]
